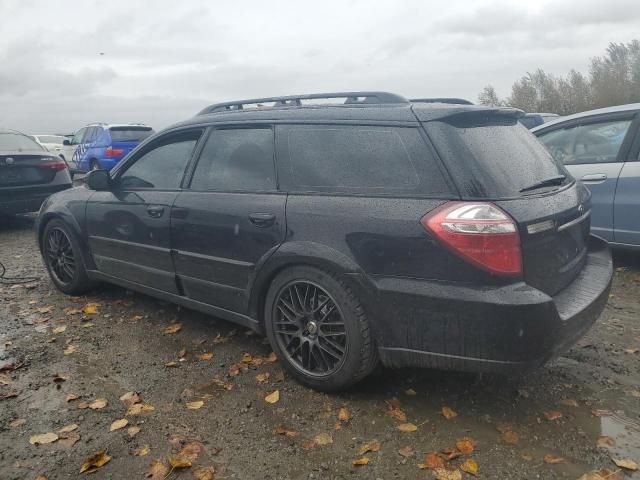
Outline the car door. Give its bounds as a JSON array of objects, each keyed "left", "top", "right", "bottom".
[
  {"left": 67, "top": 127, "right": 87, "bottom": 170},
  {"left": 537, "top": 115, "right": 635, "bottom": 241},
  {"left": 76, "top": 126, "right": 101, "bottom": 171},
  {"left": 86, "top": 128, "right": 204, "bottom": 293},
  {"left": 613, "top": 116, "right": 640, "bottom": 245},
  {"left": 171, "top": 126, "right": 286, "bottom": 314}
]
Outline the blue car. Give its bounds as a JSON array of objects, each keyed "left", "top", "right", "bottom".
[
  {"left": 532, "top": 103, "right": 640, "bottom": 249},
  {"left": 63, "top": 123, "right": 154, "bottom": 172}
]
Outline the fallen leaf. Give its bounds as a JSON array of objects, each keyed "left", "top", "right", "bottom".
[
  {"left": 264, "top": 390, "right": 280, "bottom": 404},
  {"left": 146, "top": 459, "right": 169, "bottom": 479},
  {"left": 441, "top": 406, "right": 458, "bottom": 419},
  {"left": 241, "top": 353, "right": 253, "bottom": 363},
  {"left": 418, "top": 452, "right": 445, "bottom": 469},
  {"left": 52, "top": 325, "right": 67, "bottom": 334},
  {"left": 58, "top": 423, "right": 78, "bottom": 433},
  {"left": 440, "top": 447, "right": 462, "bottom": 461},
  {"left": 395, "top": 446, "right": 413, "bottom": 458},
  {"left": 163, "top": 323, "right": 182, "bottom": 334},
  {"left": 264, "top": 351, "right": 277, "bottom": 363},
  {"left": 612, "top": 458, "right": 638, "bottom": 470},
  {"left": 255, "top": 372, "right": 270, "bottom": 383},
  {"left": 10, "top": 418, "right": 26, "bottom": 428},
  {"left": 358, "top": 440, "right": 381, "bottom": 455},
  {"left": 77, "top": 401, "right": 90, "bottom": 409},
  {"left": 63, "top": 345, "right": 77, "bottom": 355},
  {"left": 127, "top": 403, "right": 155, "bottom": 415},
  {"left": 79, "top": 450, "right": 111, "bottom": 473},
  {"left": 543, "top": 454, "right": 565, "bottom": 464},
  {"left": 0, "top": 373, "right": 10, "bottom": 385},
  {"left": 578, "top": 469, "right": 624, "bottom": 480},
  {"left": 29, "top": 432, "right": 58, "bottom": 445},
  {"left": 37, "top": 306, "right": 54, "bottom": 314},
  {"left": 132, "top": 315, "right": 144, "bottom": 321},
  {"left": 385, "top": 399, "right": 407, "bottom": 422},
  {"left": 128, "top": 426, "right": 141, "bottom": 437},
  {"left": 198, "top": 352, "right": 214, "bottom": 361},
  {"left": 133, "top": 445, "right": 150, "bottom": 456},
  {"left": 302, "top": 440, "right": 316, "bottom": 450},
  {"left": 82, "top": 303, "right": 99, "bottom": 315},
  {"left": 165, "top": 361, "right": 178, "bottom": 368},
  {"left": 58, "top": 432, "right": 80, "bottom": 448},
  {"left": 559, "top": 398, "right": 579, "bottom": 407},
  {"left": 460, "top": 459, "right": 479, "bottom": 476},
  {"left": 456, "top": 437, "right": 476, "bottom": 454},
  {"left": 544, "top": 410, "right": 563, "bottom": 421},
  {"left": 66, "top": 394, "right": 79, "bottom": 402},
  {"left": 186, "top": 400, "right": 204, "bottom": 410},
  {"left": 352, "top": 457, "right": 369, "bottom": 466},
  {"left": 313, "top": 432, "right": 333, "bottom": 445},
  {"left": 338, "top": 407, "right": 351, "bottom": 422},
  {"left": 178, "top": 441, "right": 204, "bottom": 462},
  {"left": 624, "top": 348, "right": 639, "bottom": 354},
  {"left": 168, "top": 456, "right": 192, "bottom": 468},
  {"left": 109, "top": 418, "right": 128, "bottom": 432},
  {"left": 119, "top": 391, "right": 141, "bottom": 407},
  {"left": 597, "top": 435, "right": 615, "bottom": 447},
  {"left": 397, "top": 422, "right": 418, "bottom": 432},
  {"left": 193, "top": 466, "right": 216, "bottom": 480},
  {"left": 275, "top": 424, "right": 297, "bottom": 437},
  {"left": 89, "top": 398, "right": 108, "bottom": 409},
  {"left": 433, "top": 467, "right": 462, "bottom": 480},
  {"left": 502, "top": 430, "right": 519, "bottom": 445}
]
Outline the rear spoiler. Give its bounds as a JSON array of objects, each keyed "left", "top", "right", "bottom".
[{"left": 412, "top": 105, "right": 524, "bottom": 123}]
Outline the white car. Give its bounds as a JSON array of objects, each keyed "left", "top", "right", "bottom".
[{"left": 31, "top": 135, "right": 66, "bottom": 159}]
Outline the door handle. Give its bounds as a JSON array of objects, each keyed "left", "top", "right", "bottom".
[
  {"left": 581, "top": 173, "right": 607, "bottom": 183},
  {"left": 249, "top": 213, "right": 276, "bottom": 227},
  {"left": 146, "top": 206, "right": 165, "bottom": 218}
]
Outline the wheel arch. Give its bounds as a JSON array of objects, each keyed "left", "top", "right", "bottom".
[{"left": 38, "top": 211, "right": 96, "bottom": 270}]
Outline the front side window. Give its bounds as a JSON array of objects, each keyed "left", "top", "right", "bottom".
[
  {"left": 119, "top": 131, "right": 201, "bottom": 189},
  {"left": 190, "top": 128, "right": 276, "bottom": 191},
  {"left": 71, "top": 128, "right": 87, "bottom": 145}
]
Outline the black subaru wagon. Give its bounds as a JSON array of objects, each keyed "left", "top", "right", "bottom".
[{"left": 37, "top": 92, "right": 613, "bottom": 391}]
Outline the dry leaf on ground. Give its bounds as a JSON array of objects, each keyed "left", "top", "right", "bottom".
[
  {"left": 58, "top": 424, "right": 78, "bottom": 434},
  {"left": 146, "top": 459, "right": 169, "bottom": 480},
  {"left": 338, "top": 407, "right": 351, "bottom": 422},
  {"left": 418, "top": 452, "right": 445, "bottom": 469},
  {"left": 358, "top": 440, "right": 381, "bottom": 455},
  {"left": 385, "top": 399, "right": 407, "bottom": 422},
  {"left": 63, "top": 345, "right": 77, "bottom": 355},
  {"left": 352, "top": 457, "right": 369, "bottom": 466},
  {"left": 578, "top": 469, "right": 624, "bottom": 480},
  {"left": 193, "top": 466, "right": 216, "bottom": 480},
  {"left": 264, "top": 390, "right": 280, "bottom": 404},
  {"left": 127, "top": 403, "right": 155, "bottom": 415},
  {"left": 109, "top": 418, "right": 128, "bottom": 432},
  {"left": 128, "top": 426, "right": 141, "bottom": 437},
  {"left": 255, "top": 372, "right": 270, "bottom": 383},
  {"left": 198, "top": 352, "right": 214, "bottom": 361},
  {"left": 66, "top": 393, "right": 79, "bottom": 402},
  {"left": 163, "top": 323, "right": 182, "bottom": 334},
  {"left": 441, "top": 406, "right": 458, "bottom": 419},
  {"left": 460, "top": 459, "right": 479, "bottom": 476},
  {"left": 10, "top": 418, "right": 26, "bottom": 428},
  {"left": 132, "top": 445, "right": 150, "bottom": 456},
  {"left": 275, "top": 425, "right": 297, "bottom": 437},
  {"left": 29, "top": 432, "right": 58, "bottom": 445},
  {"left": 79, "top": 450, "right": 111, "bottom": 474},
  {"left": 58, "top": 432, "right": 80, "bottom": 448},
  {"left": 597, "top": 435, "right": 615, "bottom": 447},
  {"left": 264, "top": 351, "right": 277, "bottom": 363},
  {"left": 544, "top": 410, "right": 563, "bottom": 421},
  {"left": 502, "top": 430, "right": 519, "bottom": 445},
  {"left": 168, "top": 456, "right": 192, "bottom": 468},
  {"left": 82, "top": 303, "right": 99, "bottom": 315},
  {"left": 559, "top": 398, "right": 579, "bottom": 407},
  {"left": 52, "top": 325, "right": 66, "bottom": 334},
  {"left": 119, "top": 391, "right": 141, "bottom": 406},
  {"left": 177, "top": 441, "right": 204, "bottom": 462},
  {"left": 186, "top": 400, "right": 204, "bottom": 410},
  {"left": 313, "top": 432, "right": 333, "bottom": 445},
  {"left": 543, "top": 454, "right": 565, "bottom": 464},
  {"left": 456, "top": 437, "right": 475, "bottom": 454},
  {"left": 433, "top": 467, "right": 462, "bottom": 480},
  {"left": 612, "top": 458, "right": 638, "bottom": 470},
  {"left": 89, "top": 398, "right": 108, "bottom": 409},
  {"left": 398, "top": 446, "right": 414, "bottom": 457},
  {"left": 397, "top": 422, "right": 417, "bottom": 432}
]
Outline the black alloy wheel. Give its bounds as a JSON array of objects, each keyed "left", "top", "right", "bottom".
[{"left": 44, "top": 227, "right": 76, "bottom": 285}]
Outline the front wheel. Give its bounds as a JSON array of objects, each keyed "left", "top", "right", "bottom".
[{"left": 264, "top": 266, "right": 378, "bottom": 391}]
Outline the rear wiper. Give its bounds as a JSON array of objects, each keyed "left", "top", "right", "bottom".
[{"left": 519, "top": 175, "right": 566, "bottom": 193}]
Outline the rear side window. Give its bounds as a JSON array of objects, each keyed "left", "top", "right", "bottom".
[
  {"left": 109, "top": 127, "right": 154, "bottom": 142},
  {"left": 278, "top": 125, "right": 451, "bottom": 195},
  {"left": 190, "top": 128, "right": 276, "bottom": 191},
  {"left": 426, "top": 117, "right": 569, "bottom": 198}
]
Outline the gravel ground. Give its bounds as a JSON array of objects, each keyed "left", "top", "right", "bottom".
[{"left": 1, "top": 213, "right": 639, "bottom": 480}]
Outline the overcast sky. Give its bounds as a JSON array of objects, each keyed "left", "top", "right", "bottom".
[{"left": 1, "top": 0, "right": 638, "bottom": 134}]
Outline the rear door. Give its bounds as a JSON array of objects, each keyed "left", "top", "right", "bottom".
[
  {"left": 171, "top": 126, "right": 285, "bottom": 314},
  {"left": 537, "top": 114, "right": 635, "bottom": 241},
  {"left": 86, "top": 129, "right": 203, "bottom": 293}
]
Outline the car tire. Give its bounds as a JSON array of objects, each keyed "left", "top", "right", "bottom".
[
  {"left": 264, "top": 266, "right": 378, "bottom": 392},
  {"left": 42, "top": 219, "right": 95, "bottom": 295}
]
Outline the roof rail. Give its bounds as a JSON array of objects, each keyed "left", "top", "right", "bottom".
[
  {"left": 197, "top": 91, "right": 409, "bottom": 115},
  {"left": 410, "top": 98, "right": 474, "bottom": 105}
]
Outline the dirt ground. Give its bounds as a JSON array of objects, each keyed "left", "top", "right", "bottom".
[{"left": 1, "top": 214, "right": 639, "bottom": 480}]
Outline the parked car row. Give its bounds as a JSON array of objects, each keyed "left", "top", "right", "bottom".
[{"left": 35, "top": 92, "right": 613, "bottom": 391}]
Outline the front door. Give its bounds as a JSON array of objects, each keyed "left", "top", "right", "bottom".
[
  {"left": 86, "top": 129, "right": 203, "bottom": 293},
  {"left": 171, "top": 126, "right": 286, "bottom": 314}
]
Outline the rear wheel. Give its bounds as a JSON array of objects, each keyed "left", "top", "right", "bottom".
[
  {"left": 42, "top": 219, "right": 94, "bottom": 295},
  {"left": 264, "top": 266, "right": 378, "bottom": 391}
]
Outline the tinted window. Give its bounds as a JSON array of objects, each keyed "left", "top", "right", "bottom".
[
  {"left": 426, "top": 117, "right": 569, "bottom": 198},
  {"left": 0, "top": 133, "right": 44, "bottom": 151},
  {"left": 191, "top": 128, "right": 275, "bottom": 191},
  {"left": 71, "top": 128, "right": 87, "bottom": 145},
  {"left": 282, "top": 125, "right": 449, "bottom": 194},
  {"left": 119, "top": 131, "right": 200, "bottom": 189},
  {"left": 109, "top": 127, "right": 154, "bottom": 142},
  {"left": 85, "top": 127, "right": 101, "bottom": 143}
]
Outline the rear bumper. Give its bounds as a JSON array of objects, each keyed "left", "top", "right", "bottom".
[
  {"left": 0, "top": 184, "right": 71, "bottom": 214},
  {"left": 372, "top": 235, "right": 613, "bottom": 373}
]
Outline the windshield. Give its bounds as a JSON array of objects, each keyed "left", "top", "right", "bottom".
[
  {"left": 0, "top": 133, "right": 45, "bottom": 152},
  {"left": 425, "top": 117, "right": 570, "bottom": 199},
  {"left": 109, "top": 127, "right": 154, "bottom": 142}
]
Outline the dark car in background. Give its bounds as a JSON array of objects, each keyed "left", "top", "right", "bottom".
[
  {"left": 36, "top": 92, "right": 612, "bottom": 391},
  {"left": 519, "top": 112, "right": 560, "bottom": 129},
  {"left": 0, "top": 129, "right": 72, "bottom": 215}
]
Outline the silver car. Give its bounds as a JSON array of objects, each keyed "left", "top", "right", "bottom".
[{"left": 532, "top": 104, "right": 640, "bottom": 249}]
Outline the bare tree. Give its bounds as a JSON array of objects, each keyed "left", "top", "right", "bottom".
[{"left": 478, "top": 85, "right": 503, "bottom": 106}]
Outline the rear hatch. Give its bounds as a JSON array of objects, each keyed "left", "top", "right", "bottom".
[
  {"left": 108, "top": 126, "right": 154, "bottom": 156},
  {"left": 418, "top": 106, "right": 590, "bottom": 295},
  {"left": 0, "top": 152, "right": 59, "bottom": 188}
]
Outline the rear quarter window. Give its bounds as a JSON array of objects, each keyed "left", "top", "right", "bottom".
[{"left": 276, "top": 125, "right": 452, "bottom": 196}]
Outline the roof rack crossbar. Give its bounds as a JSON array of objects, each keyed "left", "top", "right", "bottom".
[{"left": 198, "top": 91, "right": 408, "bottom": 115}]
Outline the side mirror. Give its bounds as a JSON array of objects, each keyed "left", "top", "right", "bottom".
[
  {"left": 63, "top": 139, "right": 72, "bottom": 146},
  {"left": 86, "top": 169, "right": 112, "bottom": 190}
]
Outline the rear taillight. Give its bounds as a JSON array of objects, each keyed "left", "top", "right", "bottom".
[
  {"left": 38, "top": 157, "right": 67, "bottom": 171},
  {"left": 105, "top": 147, "right": 124, "bottom": 157},
  {"left": 421, "top": 202, "right": 522, "bottom": 276}
]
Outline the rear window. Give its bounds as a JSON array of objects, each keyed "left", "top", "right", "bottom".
[
  {"left": 0, "top": 133, "right": 44, "bottom": 152},
  {"left": 109, "top": 127, "right": 154, "bottom": 142},
  {"left": 280, "top": 125, "right": 451, "bottom": 195},
  {"left": 425, "top": 117, "right": 569, "bottom": 198}
]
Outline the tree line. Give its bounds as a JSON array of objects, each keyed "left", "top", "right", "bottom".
[{"left": 478, "top": 40, "right": 640, "bottom": 115}]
